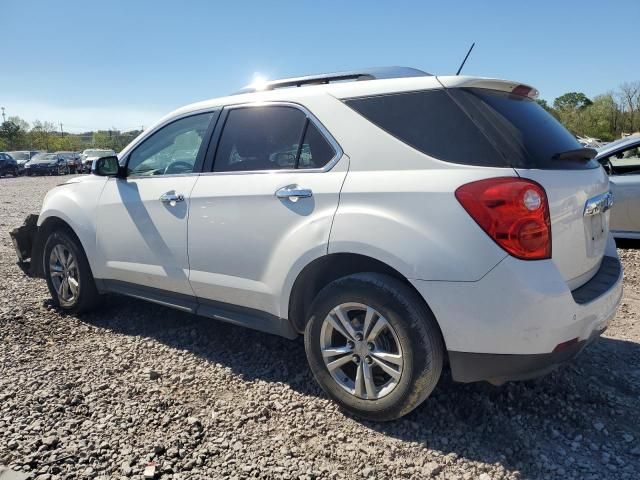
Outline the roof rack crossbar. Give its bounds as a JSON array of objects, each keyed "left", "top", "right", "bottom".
[{"left": 234, "top": 66, "right": 431, "bottom": 94}]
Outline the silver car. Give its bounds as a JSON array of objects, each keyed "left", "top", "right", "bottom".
[{"left": 596, "top": 136, "right": 640, "bottom": 239}]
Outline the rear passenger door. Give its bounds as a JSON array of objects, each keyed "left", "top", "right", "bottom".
[{"left": 188, "top": 103, "right": 348, "bottom": 320}]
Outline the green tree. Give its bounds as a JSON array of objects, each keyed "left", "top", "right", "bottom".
[
  {"left": 30, "top": 120, "right": 58, "bottom": 150},
  {"left": 553, "top": 92, "right": 593, "bottom": 111},
  {"left": 7, "top": 116, "right": 30, "bottom": 133},
  {"left": 577, "top": 95, "right": 620, "bottom": 141},
  {"left": 0, "top": 120, "right": 25, "bottom": 149}
]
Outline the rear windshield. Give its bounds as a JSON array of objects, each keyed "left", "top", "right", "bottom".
[{"left": 345, "top": 88, "right": 598, "bottom": 170}]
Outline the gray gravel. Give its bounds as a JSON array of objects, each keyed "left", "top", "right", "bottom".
[{"left": 1, "top": 174, "right": 639, "bottom": 480}]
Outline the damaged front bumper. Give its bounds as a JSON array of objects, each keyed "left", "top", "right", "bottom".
[{"left": 9, "top": 214, "right": 43, "bottom": 277}]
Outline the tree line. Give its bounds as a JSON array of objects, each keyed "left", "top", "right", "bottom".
[
  {"left": 1, "top": 79, "right": 639, "bottom": 153},
  {"left": 0, "top": 117, "right": 141, "bottom": 153},
  {"left": 537, "top": 81, "right": 640, "bottom": 141}
]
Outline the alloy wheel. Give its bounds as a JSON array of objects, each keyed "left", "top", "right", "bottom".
[
  {"left": 320, "top": 302, "right": 404, "bottom": 400},
  {"left": 49, "top": 244, "right": 80, "bottom": 305}
]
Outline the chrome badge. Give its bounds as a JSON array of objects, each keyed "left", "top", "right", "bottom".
[{"left": 584, "top": 191, "right": 614, "bottom": 217}]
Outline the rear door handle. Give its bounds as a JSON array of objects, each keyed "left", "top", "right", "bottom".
[
  {"left": 275, "top": 185, "right": 313, "bottom": 202},
  {"left": 160, "top": 192, "right": 185, "bottom": 204}
]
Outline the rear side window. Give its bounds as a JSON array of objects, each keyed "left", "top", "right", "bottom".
[
  {"left": 451, "top": 88, "right": 597, "bottom": 170},
  {"left": 213, "top": 106, "right": 336, "bottom": 172},
  {"left": 345, "top": 89, "right": 504, "bottom": 167}
]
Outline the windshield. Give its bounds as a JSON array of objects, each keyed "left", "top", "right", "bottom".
[
  {"left": 84, "top": 150, "right": 115, "bottom": 157},
  {"left": 7, "top": 151, "right": 29, "bottom": 161},
  {"left": 31, "top": 153, "right": 57, "bottom": 163}
]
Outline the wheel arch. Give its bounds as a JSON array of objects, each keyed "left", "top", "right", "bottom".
[
  {"left": 287, "top": 253, "right": 445, "bottom": 343},
  {"left": 32, "top": 216, "right": 89, "bottom": 278}
]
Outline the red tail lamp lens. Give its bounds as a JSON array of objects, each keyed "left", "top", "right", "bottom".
[{"left": 455, "top": 177, "right": 551, "bottom": 260}]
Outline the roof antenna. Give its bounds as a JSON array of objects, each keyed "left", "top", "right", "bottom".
[{"left": 456, "top": 42, "right": 475, "bottom": 75}]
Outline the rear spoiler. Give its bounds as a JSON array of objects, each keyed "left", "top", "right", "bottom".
[{"left": 436, "top": 76, "right": 540, "bottom": 100}]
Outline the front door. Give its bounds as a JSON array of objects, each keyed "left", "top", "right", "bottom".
[
  {"left": 188, "top": 104, "right": 347, "bottom": 318},
  {"left": 602, "top": 143, "right": 640, "bottom": 234},
  {"left": 95, "top": 111, "right": 217, "bottom": 296}
]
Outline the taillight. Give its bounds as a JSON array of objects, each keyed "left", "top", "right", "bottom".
[{"left": 455, "top": 177, "right": 551, "bottom": 260}]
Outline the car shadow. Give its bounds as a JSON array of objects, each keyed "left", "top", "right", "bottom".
[{"left": 76, "top": 296, "right": 640, "bottom": 478}]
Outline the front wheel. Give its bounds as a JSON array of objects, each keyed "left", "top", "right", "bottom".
[
  {"left": 304, "top": 273, "right": 444, "bottom": 421},
  {"left": 43, "top": 229, "right": 101, "bottom": 313}
]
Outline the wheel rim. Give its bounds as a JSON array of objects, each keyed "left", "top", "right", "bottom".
[
  {"left": 49, "top": 243, "right": 79, "bottom": 305},
  {"left": 320, "top": 303, "right": 403, "bottom": 400}
]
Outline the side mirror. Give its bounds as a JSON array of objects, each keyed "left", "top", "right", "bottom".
[{"left": 92, "top": 156, "right": 122, "bottom": 177}]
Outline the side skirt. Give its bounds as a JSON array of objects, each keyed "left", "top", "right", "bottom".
[{"left": 98, "top": 279, "right": 298, "bottom": 339}]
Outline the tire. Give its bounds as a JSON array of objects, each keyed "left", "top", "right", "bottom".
[
  {"left": 304, "top": 273, "right": 444, "bottom": 421},
  {"left": 43, "top": 229, "right": 101, "bottom": 314}
]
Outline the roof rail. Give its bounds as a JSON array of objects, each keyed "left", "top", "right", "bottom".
[{"left": 234, "top": 66, "right": 431, "bottom": 94}]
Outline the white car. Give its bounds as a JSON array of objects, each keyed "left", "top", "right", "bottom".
[
  {"left": 10, "top": 67, "right": 623, "bottom": 420},
  {"left": 596, "top": 135, "right": 640, "bottom": 239}
]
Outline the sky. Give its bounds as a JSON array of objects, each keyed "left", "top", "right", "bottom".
[{"left": 2, "top": 0, "right": 639, "bottom": 133}]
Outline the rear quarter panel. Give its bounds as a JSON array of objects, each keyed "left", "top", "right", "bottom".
[
  {"left": 329, "top": 167, "right": 512, "bottom": 281},
  {"left": 321, "top": 97, "right": 512, "bottom": 282}
]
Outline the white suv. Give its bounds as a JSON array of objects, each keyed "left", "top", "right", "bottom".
[{"left": 11, "top": 67, "right": 623, "bottom": 420}]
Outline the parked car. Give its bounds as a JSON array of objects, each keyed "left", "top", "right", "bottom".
[
  {"left": 80, "top": 149, "right": 116, "bottom": 173},
  {"left": 10, "top": 67, "right": 623, "bottom": 420},
  {"left": 24, "top": 153, "right": 69, "bottom": 176},
  {"left": 596, "top": 135, "right": 640, "bottom": 239},
  {"left": 7, "top": 150, "right": 43, "bottom": 174},
  {"left": 56, "top": 151, "right": 82, "bottom": 174},
  {"left": 577, "top": 136, "right": 604, "bottom": 148},
  {"left": 0, "top": 152, "right": 20, "bottom": 177}
]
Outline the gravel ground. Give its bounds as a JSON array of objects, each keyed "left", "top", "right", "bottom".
[{"left": 1, "top": 174, "right": 639, "bottom": 480}]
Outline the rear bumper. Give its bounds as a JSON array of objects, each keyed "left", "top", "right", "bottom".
[
  {"left": 448, "top": 327, "right": 604, "bottom": 384},
  {"left": 411, "top": 239, "right": 623, "bottom": 383}
]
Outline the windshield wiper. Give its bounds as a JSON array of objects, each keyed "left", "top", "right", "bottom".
[{"left": 551, "top": 147, "right": 597, "bottom": 162}]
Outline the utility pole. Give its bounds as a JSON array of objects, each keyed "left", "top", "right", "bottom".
[
  {"left": 1, "top": 107, "right": 5, "bottom": 123},
  {"left": 60, "top": 122, "right": 64, "bottom": 137}
]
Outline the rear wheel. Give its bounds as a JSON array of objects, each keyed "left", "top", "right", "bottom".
[
  {"left": 43, "top": 229, "right": 101, "bottom": 313},
  {"left": 304, "top": 273, "right": 444, "bottom": 421}
]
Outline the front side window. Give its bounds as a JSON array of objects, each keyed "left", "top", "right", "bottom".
[
  {"left": 600, "top": 144, "right": 640, "bottom": 175},
  {"left": 213, "top": 106, "right": 336, "bottom": 172},
  {"left": 127, "top": 112, "right": 214, "bottom": 176}
]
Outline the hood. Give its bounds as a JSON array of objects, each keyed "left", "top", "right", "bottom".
[{"left": 57, "top": 174, "right": 106, "bottom": 186}]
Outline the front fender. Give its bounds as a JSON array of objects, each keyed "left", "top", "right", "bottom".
[{"left": 37, "top": 176, "right": 109, "bottom": 275}]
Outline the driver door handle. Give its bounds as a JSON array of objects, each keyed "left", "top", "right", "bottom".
[
  {"left": 275, "top": 185, "right": 313, "bottom": 202},
  {"left": 160, "top": 192, "right": 185, "bottom": 204}
]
